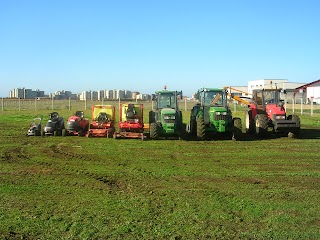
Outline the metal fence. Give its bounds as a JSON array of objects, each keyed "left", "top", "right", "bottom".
[{"left": 1, "top": 98, "right": 320, "bottom": 115}]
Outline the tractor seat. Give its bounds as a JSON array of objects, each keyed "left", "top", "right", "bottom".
[
  {"left": 97, "top": 112, "right": 108, "bottom": 122},
  {"left": 75, "top": 111, "right": 84, "bottom": 118},
  {"left": 126, "top": 108, "right": 136, "bottom": 119}
]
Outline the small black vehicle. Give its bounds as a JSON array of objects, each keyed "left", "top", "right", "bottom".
[{"left": 42, "top": 112, "right": 65, "bottom": 136}]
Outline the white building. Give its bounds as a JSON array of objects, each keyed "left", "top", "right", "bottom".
[
  {"left": 296, "top": 79, "right": 320, "bottom": 104},
  {"left": 79, "top": 91, "right": 90, "bottom": 100}
]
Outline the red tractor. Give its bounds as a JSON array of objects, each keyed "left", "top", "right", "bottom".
[
  {"left": 87, "top": 105, "right": 115, "bottom": 138},
  {"left": 62, "top": 111, "right": 89, "bottom": 136},
  {"left": 245, "top": 89, "right": 300, "bottom": 138},
  {"left": 113, "top": 103, "right": 145, "bottom": 140}
]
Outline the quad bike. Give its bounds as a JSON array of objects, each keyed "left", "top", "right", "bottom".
[
  {"left": 42, "top": 112, "right": 65, "bottom": 136},
  {"left": 26, "top": 115, "right": 43, "bottom": 136},
  {"left": 87, "top": 105, "right": 115, "bottom": 138},
  {"left": 113, "top": 103, "right": 145, "bottom": 140},
  {"left": 62, "top": 111, "right": 89, "bottom": 136}
]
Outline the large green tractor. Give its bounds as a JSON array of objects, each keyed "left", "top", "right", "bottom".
[
  {"left": 149, "top": 89, "right": 184, "bottom": 139},
  {"left": 188, "top": 88, "right": 242, "bottom": 140}
]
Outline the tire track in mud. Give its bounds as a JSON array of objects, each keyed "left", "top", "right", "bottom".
[
  {"left": 38, "top": 144, "right": 130, "bottom": 193},
  {"left": 1, "top": 145, "right": 30, "bottom": 163}
]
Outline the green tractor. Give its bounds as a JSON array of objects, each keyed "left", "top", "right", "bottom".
[
  {"left": 149, "top": 89, "right": 185, "bottom": 139},
  {"left": 188, "top": 88, "right": 242, "bottom": 140}
]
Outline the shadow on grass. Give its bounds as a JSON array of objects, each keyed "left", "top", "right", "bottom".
[
  {"left": 184, "top": 128, "right": 320, "bottom": 141},
  {"left": 298, "top": 128, "right": 320, "bottom": 139}
]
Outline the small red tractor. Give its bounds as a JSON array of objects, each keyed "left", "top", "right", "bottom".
[
  {"left": 62, "top": 111, "right": 89, "bottom": 136},
  {"left": 113, "top": 103, "right": 145, "bottom": 140},
  {"left": 87, "top": 105, "right": 115, "bottom": 138},
  {"left": 245, "top": 88, "right": 300, "bottom": 138}
]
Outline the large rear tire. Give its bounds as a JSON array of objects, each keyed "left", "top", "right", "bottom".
[
  {"left": 255, "top": 114, "right": 268, "bottom": 137},
  {"left": 150, "top": 122, "right": 159, "bottom": 139},
  {"left": 196, "top": 117, "right": 206, "bottom": 140},
  {"left": 245, "top": 110, "right": 255, "bottom": 134}
]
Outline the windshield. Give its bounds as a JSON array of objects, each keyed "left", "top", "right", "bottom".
[
  {"left": 263, "top": 90, "right": 280, "bottom": 104},
  {"left": 203, "top": 91, "right": 225, "bottom": 106},
  {"left": 157, "top": 93, "right": 177, "bottom": 109}
]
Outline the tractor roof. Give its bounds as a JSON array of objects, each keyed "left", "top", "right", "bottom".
[
  {"left": 155, "top": 90, "right": 177, "bottom": 94},
  {"left": 200, "top": 88, "right": 224, "bottom": 92}
]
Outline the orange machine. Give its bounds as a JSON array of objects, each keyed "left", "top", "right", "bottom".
[{"left": 87, "top": 105, "right": 115, "bottom": 138}]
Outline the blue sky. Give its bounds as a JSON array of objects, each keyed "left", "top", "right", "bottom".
[{"left": 0, "top": 0, "right": 319, "bottom": 97}]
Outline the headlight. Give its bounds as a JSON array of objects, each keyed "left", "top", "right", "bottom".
[
  {"left": 215, "top": 112, "right": 227, "bottom": 115},
  {"left": 275, "top": 115, "right": 286, "bottom": 120},
  {"left": 164, "top": 115, "right": 175, "bottom": 119}
]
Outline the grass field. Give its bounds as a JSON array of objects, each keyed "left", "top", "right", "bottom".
[{"left": 0, "top": 107, "right": 320, "bottom": 239}]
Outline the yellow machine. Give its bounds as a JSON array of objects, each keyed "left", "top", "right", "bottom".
[{"left": 113, "top": 103, "right": 145, "bottom": 140}]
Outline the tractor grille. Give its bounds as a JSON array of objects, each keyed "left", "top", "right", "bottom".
[
  {"left": 214, "top": 115, "right": 227, "bottom": 121},
  {"left": 163, "top": 119, "right": 175, "bottom": 124}
]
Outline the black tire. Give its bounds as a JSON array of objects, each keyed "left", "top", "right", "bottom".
[
  {"left": 233, "top": 117, "right": 242, "bottom": 140},
  {"left": 149, "top": 122, "right": 159, "bottom": 139},
  {"left": 255, "top": 114, "right": 268, "bottom": 137},
  {"left": 62, "top": 129, "right": 67, "bottom": 137},
  {"left": 196, "top": 117, "right": 206, "bottom": 140},
  {"left": 149, "top": 111, "right": 156, "bottom": 124},
  {"left": 87, "top": 132, "right": 93, "bottom": 138},
  {"left": 245, "top": 110, "right": 255, "bottom": 134},
  {"left": 288, "top": 114, "right": 300, "bottom": 137},
  {"left": 189, "top": 116, "right": 197, "bottom": 136}
]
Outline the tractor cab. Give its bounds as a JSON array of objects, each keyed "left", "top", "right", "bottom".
[
  {"left": 154, "top": 91, "right": 180, "bottom": 110},
  {"left": 195, "top": 88, "right": 231, "bottom": 127},
  {"left": 252, "top": 89, "right": 286, "bottom": 120},
  {"left": 199, "top": 88, "right": 227, "bottom": 107}
]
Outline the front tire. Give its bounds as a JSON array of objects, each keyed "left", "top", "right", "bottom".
[
  {"left": 255, "top": 114, "right": 268, "bottom": 137},
  {"left": 150, "top": 122, "right": 159, "bottom": 139}
]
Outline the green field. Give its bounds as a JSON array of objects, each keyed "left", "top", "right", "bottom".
[{"left": 1, "top": 106, "right": 320, "bottom": 239}]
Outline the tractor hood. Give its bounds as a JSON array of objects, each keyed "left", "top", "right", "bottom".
[
  {"left": 209, "top": 106, "right": 227, "bottom": 113},
  {"left": 161, "top": 108, "right": 176, "bottom": 115}
]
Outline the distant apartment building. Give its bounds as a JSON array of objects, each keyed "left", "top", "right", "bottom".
[
  {"left": 50, "top": 90, "right": 76, "bottom": 99},
  {"left": 105, "top": 90, "right": 113, "bottom": 99},
  {"left": 136, "top": 94, "right": 151, "bottom": 100},
  {"left": 125, "top": 90, "right": 132, "bottom": 99},
  {"left": 98, "top": 90, "right": 104, "bottom": 100},
  {"left": 9, "top": 88, "right": 45, "bottom": 99},
  {"left": 117, "top": 90, "right": 125, "bottom": 99},
  {"left": 79, "top": 91, "right": 91, "bottom": 100}
]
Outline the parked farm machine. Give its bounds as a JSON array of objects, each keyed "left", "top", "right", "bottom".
[
  {"left": 227, "top": 87, "right": 300, "bottom": 138},
  {"left": 188, "top": 88, "right": 242, "bottom": 140},
  {"left": 113, "top": 103, "right": 145, "bottom": 140},
  {"left": 62, "top": 111, "right": 89, "bottom": 137},
  {"left": 245, "top": 89, "right": 300, "bottom": 138},
  {"left": 149, "top": 88, "right": 185, "bottom": 139},
  {"left": 87, "top": 105, "right": 115, "bottom": 138}
]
